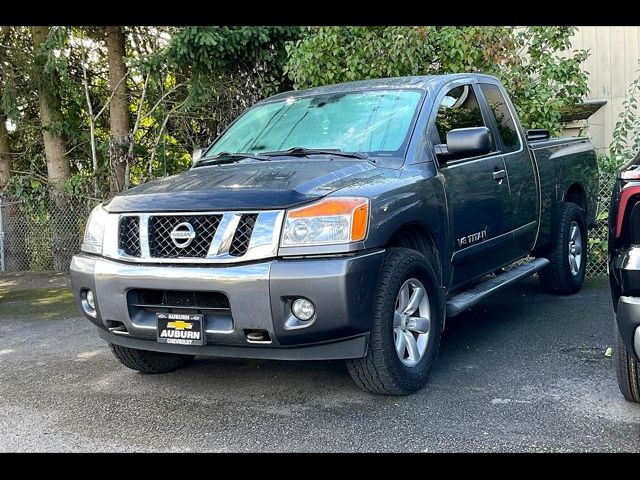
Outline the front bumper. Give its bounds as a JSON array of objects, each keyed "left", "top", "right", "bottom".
[
  {"left": 70, "top": 249, "right": 385, "bottom": 360},
  {"left": 611, "top": 245, "right": 640, "bottom": 361},
  {"left": 616, "top": 297, "right": 640, "bottom": 362}
]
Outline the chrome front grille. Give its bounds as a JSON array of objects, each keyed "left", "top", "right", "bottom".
[
  {"left": 119, "top": 216, "right": 141, "bottom": 257},
  {"left": 106, "top": 210, "right": 284, "bottom": 264},
  {"left": 229, "top": 214, "right": 258, "bottom": 257},
  {"left": 148, "top": 214, "right": 222, "bottom": 258}
]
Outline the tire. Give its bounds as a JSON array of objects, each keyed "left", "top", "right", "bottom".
[
  {"left": 109, "top": 343, "right": 195, "bottom": 374},
  {"left": 346, "top": 247, "right": 444, "bottom": 395},
  {"left": 538, "top": 202, "right": 587, "bottom": 294},
  {"left": 614, "top": 322, "right": 640, "bottom": 403}
]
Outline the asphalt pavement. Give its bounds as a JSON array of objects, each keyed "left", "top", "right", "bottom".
[{"left": 1, "top": 276, "right": 639, "bottom": 452}]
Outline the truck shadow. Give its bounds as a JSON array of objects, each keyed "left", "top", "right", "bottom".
[
  {"left": 173, "top": 276, "right": 607, "bottom": 397},
  {"left": 439, "top": 276, "right": 608, "bottom": 350}
]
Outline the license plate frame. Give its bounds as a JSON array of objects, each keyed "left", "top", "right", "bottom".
[{"left": 157, "top": 313, "right": 205, "bottom": 346}]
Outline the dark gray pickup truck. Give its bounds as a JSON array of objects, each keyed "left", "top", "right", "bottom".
[{"left": 71, "top": 74, "right": 598, "bottom": 395}]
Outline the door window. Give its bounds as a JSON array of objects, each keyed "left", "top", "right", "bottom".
[
  {"left": 479, "top": 83, "right": 521, "bottom": 153},
  {"left": 431, "top": 84, "right": 494, "bottom": 161}
]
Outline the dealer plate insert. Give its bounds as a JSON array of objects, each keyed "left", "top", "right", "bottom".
[{"left": 157, "top": 313, "right": 205, "bottom": 346}]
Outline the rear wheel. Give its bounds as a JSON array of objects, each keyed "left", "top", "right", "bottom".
[
  {"left": 538, "top": 202, "right": 587, "bottom": 294},
  {"left": 614, "top": 322, "right": 640, "bottom": 403},
  {"left": 346, "top": 248, "right": 444, "bottom": 395},
  {"left": 110, "top": 344, "right": 195, "bottom": 374}
]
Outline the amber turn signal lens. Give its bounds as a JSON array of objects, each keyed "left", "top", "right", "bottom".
[
  {"left": 351, "top": 202, "right": 368, "bottom": 241},
  {"left": 284, "top": 197, "right": 369, "bottom": 244},
  {"left": 288, "top": 197, "right": 368, "bottom": 219}
]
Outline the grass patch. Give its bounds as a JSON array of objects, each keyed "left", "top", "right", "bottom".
[{"left": 0, "top": 286, "right": 78, "bottom": 320}]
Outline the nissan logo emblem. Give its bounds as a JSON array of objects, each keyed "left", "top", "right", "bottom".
[{"left": 170, "top": 222, "right": 196, "bottom": 248}]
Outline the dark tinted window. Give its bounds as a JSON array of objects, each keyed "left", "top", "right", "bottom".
[
  {"left": 480, "top": 83, "right": 520, "bottom": 153},
  {"left": 433, "top": 85, "right": 486, "bottom": 144}
]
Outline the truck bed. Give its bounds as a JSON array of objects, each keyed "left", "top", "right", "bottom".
[{"left": 528, "top": 135, "right": 599, "bottom": 249}]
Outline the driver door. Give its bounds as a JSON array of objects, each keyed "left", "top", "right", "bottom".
[{"left": 431, "top": 82, "right": 514, "bottom": 289}]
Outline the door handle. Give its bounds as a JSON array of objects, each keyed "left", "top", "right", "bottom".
[{"left": 493, "top": 169, "right": 507, "bottom": 181}]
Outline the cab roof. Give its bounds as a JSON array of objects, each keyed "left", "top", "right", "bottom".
[{"left": 262, "top": 73, "right": 501, "bottom": 103}]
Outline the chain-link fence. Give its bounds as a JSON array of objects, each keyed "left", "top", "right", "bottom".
[
  {"left": 0, "top": 195, "right": 102, "bottom": 272},
  {"left": 0, "top": 174, "right": 616, "bottom": 276},
  {"left": 586, "top": 170, "right": 615, "bottom": 277}
]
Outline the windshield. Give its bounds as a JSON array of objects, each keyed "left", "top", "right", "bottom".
[{"left": 204, "top": 89, "right": 423, "bottom": 158}]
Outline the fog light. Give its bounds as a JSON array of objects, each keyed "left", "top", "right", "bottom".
[
  {"left": 291, "top": 298, "right": 315, "bottom": 321},
  {"left": 81, "top": 289, "right": 97, "bottom": 317},
  {"left": 86, "top": 289, "right": 95, "bottom": 309}
]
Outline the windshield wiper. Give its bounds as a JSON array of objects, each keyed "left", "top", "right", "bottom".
[
  {"left": 262, "top": 147, "right": 370, "bottom": 160},
  {"left": 195, "top": 152, "right": 270, "bottom": 167}
]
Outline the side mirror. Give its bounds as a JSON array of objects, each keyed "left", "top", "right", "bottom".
[
  {"left": 192, "top": 147, "right": 203, "bottom": 165},
  {"left": 446, "top": 127, "right": 493, "bottom": 157}
]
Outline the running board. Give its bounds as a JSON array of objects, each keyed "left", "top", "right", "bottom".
[{"left": 446, "top": 258, "right": 550, "bottom": 317}]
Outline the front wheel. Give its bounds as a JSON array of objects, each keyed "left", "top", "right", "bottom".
[
  {"left": 614, "top": 322, "right": 640, "bottom": 403},
  {"left": 538, "top": 202, "right": 587, "bottom": 294},
  {"left": 346, "top": 248, "right": 444, "bottom": 395}
]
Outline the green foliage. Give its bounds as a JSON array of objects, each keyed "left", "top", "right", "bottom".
[
  {"left": 2, "top": 26, "right": 304, "bottom": 202},
  {"left": 147, "top": 26, "right": 302, "bottom": 107},
  {"left": 0, "top": 25, "right": 591, "bottom": 208},
  {"left": 157, "top": 26, "right": 300, "bottom": 70},
  {"left": 435, "top": 107, "right": 484, "bottom": 140},
  {"left": 1, "top": 74, "right": 20, "bottom": 121},
  {"left": 588, "top": 63, "right": 640, "bottom": 269},
  {"left": 5, "top": 174, "right": 49, "bottom": 215},
  {"left": 610, "top": 61, "right": 640, "bottom": 168},
  {"left": 506, "top": 27, "right": 589, "bottom": 134},
  {"left": 0, "top": 27, "right": 43, "bottom": 174},
  {"left": 285, "top": 27, "right": 438, "bottom": 84},
  {"left": 118, "top": 26, "right": 304, "bottom": 187},
  {"left": 285, "top": 26, "right": 589, "bottom": 135},
  {"left": 588, "top": 205, "right": 609, "bottom": 271},
  {"left": 597, "top": 152, "right": 621, "bottom": 175}
]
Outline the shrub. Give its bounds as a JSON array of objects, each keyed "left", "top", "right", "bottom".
[{"left": 285, "top": 26, "right": 589, "bottom": 135}]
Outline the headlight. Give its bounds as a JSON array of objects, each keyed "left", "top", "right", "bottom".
[
  {"left": 81, "top": 204, "right": 109, "bottom": 254},
  {"left": 281, "top": 197, "right": 369, "bottom": 247}
]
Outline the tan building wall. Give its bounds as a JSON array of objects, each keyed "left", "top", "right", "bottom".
[{"left": 572, "top": 26, "right": 640, "bottom": 153}]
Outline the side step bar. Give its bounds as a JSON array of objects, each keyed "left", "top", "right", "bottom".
[{"left": 446, "top": 258, "right": 550, "bottom": 317}]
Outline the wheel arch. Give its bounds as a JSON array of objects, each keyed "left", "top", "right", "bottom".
[
  {"left": 564, "top": 182, "right": 588, "bottom": 213},
  {"left": 386, "top": 222, "right": 443, "bottom": 283},
  {"left": 535, "top": 182, "right": 590, "bottom": 257}
]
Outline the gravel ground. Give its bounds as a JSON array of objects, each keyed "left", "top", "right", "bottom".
[{"left": 1, "top": 275, "right": 639, "bottom": 452}]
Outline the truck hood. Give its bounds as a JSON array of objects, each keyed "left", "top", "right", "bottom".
[{"left": 106, "top": 159, "right": 383, "bottom": 213}]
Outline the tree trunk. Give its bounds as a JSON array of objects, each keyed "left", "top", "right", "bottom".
[
  {"left": 0, "top": 113, "right": 10, "bottom": 189},
  {"left": 31, "top": 26, "right": 70, "bottom": 197},
  {"left": 0, "top": 113, "right": 29, "bottom": 271},
  {"left": 105, "top": 26, "right": 130, "bottom": 194},
  {"left": 31, "top": 26, "right": 73, "bottom": 271}
]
